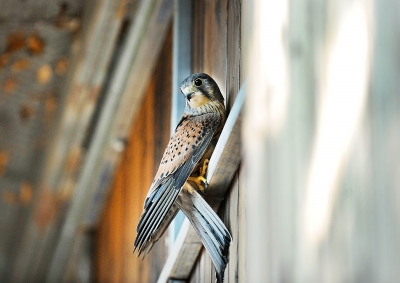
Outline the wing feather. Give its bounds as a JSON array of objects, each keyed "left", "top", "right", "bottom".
[{"left": 134, "top": 113, "right": 221, "bottom": 255}]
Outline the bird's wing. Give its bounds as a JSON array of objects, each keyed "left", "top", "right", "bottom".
[
  {"left": 134, "top": 112, "right": 221, "bottom": 255},
  {"left": 138, "top": 203, "right": 180, "bottom": 258}
]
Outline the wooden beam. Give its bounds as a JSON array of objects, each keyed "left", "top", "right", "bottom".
[
  {"left": 157, "top": 85, "right": 245, "bottom": 282},
  {"left": 46, "top": 0, "right": 173, "bottom": 281},
  {"left": 95, "top": 42, "right": 172, "bottom": 281},
  {"left": 83, "top": 0, "right": 174, "bottom": 227}
]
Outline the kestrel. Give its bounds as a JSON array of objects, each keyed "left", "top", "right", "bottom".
[{"left": 134, "top": 73, "right": 231, "bottom": 282}]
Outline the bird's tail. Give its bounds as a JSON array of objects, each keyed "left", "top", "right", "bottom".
[{"left": 177, "top": 185, "right": 231, "bottom": 283}]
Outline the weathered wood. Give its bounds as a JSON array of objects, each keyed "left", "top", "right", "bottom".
[
  {"left": 95, "top": 43, "right": 172, "bottom": 282},
  {"left": 192, "top": 0, "right": 228, "bottom": 96},
  {"left": 237, "top": 166, "right": 246, "bottom": 283},
  {"left": 226, "top": 0, "right": 242, "bottom": 109},
  {"left": 225, "top": 173, "right": 240, "bottom": 283},
  {"left": 243, "top": 2, "right": 292, "bottom": 282},
  {"left": 242, "top": 0, "right": 400, "bottom": 282},
  {"left": 46, "top": 0, "right": 173, "bottom": 281},
  {"left": 8, "top": 1, "right": 127, "bottom": 281},
  {"left": 83, "top": 0, "right": 174, "bottom": 227},
  {"left": 203, "top": 84, "right": 244, "bottom": 208},
  {"left": 62, "top": 231, "right": 92, "bottom": 283},
  {"left": 157, "top": 220, "right": 199, "bottom": 282},
  {"left": 157, "top": 86, "right": 244, "bottom": 282}
]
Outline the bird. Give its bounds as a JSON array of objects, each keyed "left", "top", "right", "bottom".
[{"left": 133, "top": 73, "right": 232, "bottom": 282}]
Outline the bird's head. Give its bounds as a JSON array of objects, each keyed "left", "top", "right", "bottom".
[{"left": 180, "top": 73, "right": 224, "bottom": 110}]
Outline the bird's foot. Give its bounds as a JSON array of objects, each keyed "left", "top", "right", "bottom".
[
  {"left": 188, "top": 175, "right": 207, "bottom": 192},
  {"left": 200, "top": 159, "right": 209, "bottom": 176},
  {"left": 188, "top": 159, "right": 209, "bottom": 192}
]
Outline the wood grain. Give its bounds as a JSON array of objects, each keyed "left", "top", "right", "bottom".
[
  {"left": 45, "top": 0, "right": 173, "bottom": 281},
  {"left": 95, "top": 26, "right": 172, "bottom": 283}
]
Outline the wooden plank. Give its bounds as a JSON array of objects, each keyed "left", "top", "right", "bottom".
[
  {"left": 237, "top": 166, "right": 246, "bottom": 283},
  {"left": 203, "top": 84, "right": 245, "bottom": 207},
  {"left": 157, "top": 85, "right": 245, "bottom": 282},
  {"left": 242, "top": 0, "right": 396, "bottom": 282},
  {"left": 225, "top": 174, "right": 240, "bottom": 283},
  {"left": 83, "top": 0, "right": 174, "bottom": 227},
  {"left": 62, "top": 231, "right": 92, "bottom": 283},
  {"left": 45, "top": 0, "right": 173, "bottom": 281},
  {"left": 95, "top": 48, "right": 172, "bottom": 282},
  {"left": 192, "top": 0, "right": 228, "bottom": 97},
  {"left": 157, "top": 220, "right": 200, "bottom": 282},
  {"left": 226, "top": 0, "right": 242, "bottom": 109}
]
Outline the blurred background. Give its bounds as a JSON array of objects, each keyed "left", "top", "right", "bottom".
[{"left": 0, "top": 0, "right": 399, "bottom": 282}]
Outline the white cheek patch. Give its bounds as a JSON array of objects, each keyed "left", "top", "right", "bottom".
[{"left": 188, "top": 93, "right": 209, "bottom": 108}]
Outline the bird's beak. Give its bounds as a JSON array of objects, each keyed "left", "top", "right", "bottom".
[
  {"left": 180, "top": 85, "right": 194, "bottom": 101},
  {"left": 185, "top": 92, "right": 193, "bottom": 101}
]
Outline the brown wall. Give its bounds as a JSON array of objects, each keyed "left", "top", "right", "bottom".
[{"left": 95, "top": 28, "right": 172, "bottom": 283}]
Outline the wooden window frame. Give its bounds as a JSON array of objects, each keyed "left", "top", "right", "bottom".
[{"left": 169, "top": 0, "right": 193, "bottom": 245}]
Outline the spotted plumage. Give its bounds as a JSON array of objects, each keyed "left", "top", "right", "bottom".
[
  {"left": 149, "top": 112, "right": 220, "bottom": 192},
  {"left": 134, "top": 73, "right": 231, "bottom": 283}
]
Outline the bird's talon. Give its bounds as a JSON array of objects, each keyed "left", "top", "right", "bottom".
[
  {"left": 188, "top": 159, "right": 210, "bottom": 192},
  {"left": 200, "top": 159, "right": 209, "bottom": 176},
  {"left": 187, "top": 175, "right": 207, "bottom": 192}
]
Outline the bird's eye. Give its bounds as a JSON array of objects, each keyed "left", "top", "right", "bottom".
[{"left": 194, "top": 78, "right": 203, "bottom": 87}]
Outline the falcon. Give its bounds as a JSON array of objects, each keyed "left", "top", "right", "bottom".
[{"left": 134, "top": 73, "right": 231, "bottom": 282}]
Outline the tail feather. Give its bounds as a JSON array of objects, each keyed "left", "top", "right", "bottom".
[
  {"left": 191, "top": 215, "right": 227, "bottom": 276},
  {"left": 191, "top": 194, "right": 232, "bottom": 246},
  {"left": 177, "top": 185, "right": 231, "bottom": 283}
]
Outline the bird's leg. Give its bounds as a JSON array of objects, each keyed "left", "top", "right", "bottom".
[{"left": 187, "top": 159, "right": 209, "bottom": 192}]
